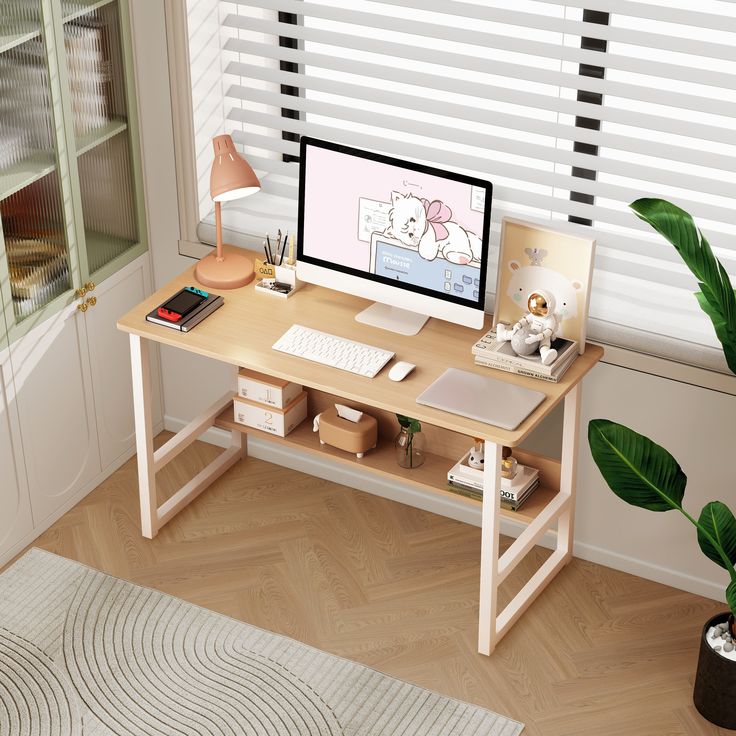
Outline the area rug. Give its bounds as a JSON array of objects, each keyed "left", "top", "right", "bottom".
[{"left": 0, "top": 549, "right": 523, "bottom": 735}]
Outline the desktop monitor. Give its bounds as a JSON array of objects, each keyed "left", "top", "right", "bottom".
[{"left": 297, "top": 138, "right": 492, "bottom": 335}]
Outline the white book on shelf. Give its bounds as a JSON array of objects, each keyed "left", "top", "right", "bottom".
[{"left": 447, "top": 449, "right": 539, "bottom": 500}]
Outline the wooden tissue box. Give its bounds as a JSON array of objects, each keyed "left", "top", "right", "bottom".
[{"left": 316, "top": 407, "right": 378, "bottom": 458}]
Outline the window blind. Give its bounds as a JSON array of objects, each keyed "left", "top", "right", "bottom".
[{"left": 187, "top": 0, "right": 736, "bottom": 371}]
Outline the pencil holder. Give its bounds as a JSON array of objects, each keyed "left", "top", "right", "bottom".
[
  {"left": 276, "top": 263, "right": 301, "bottom": 292},
  {"left": 254, "top": 261, "right": 302, "bottom": 298}
]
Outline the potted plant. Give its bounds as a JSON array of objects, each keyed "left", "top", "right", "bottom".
[{"left": 587, "top": 199, "right": 736, "bottom": 729}]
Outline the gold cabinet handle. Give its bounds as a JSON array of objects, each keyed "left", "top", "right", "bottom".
[
  {"left": 75, "top": 283, "right": 95, "bottom": 299},
  {"left": 77, "top": 301, "right": 88, "bottom": 312},
  {"left": 86, "top": 296, "right": 97, "bottom": 307}
]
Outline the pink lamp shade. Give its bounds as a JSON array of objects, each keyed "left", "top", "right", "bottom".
[
  {"left": 195, "top": 134, "right": 261, "bottom": 290},
  {"left": 210, "top": 135, "right": 260, "bottom": 201}
]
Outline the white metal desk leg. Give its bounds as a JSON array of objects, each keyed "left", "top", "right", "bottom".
[
  {"left": 478, "top": 441, "right": 503, "bottom": 655},
  {"left": 130, "top": 334, "right": 157, "bottom": 539},
  {"left": 557, "top": 385, "right": 581, "bottom": 561}
]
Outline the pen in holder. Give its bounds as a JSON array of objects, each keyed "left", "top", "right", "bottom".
[{"left": 254, "top": 259, "right": 302, "bottom": 298}]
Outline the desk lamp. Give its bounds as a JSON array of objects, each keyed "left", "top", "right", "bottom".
[{"left": 194, "top": 134, "right": 260, "bottom": 289}]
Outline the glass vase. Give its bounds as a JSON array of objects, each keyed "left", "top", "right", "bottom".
[
  {"left": 501, "top": 447, "right": 518, "bottom": 479},
  {"left": 395, "top": 427, "right": 426, "bottom": 469}
]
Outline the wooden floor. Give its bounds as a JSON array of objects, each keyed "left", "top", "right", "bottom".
[{"left": 9, "top": 434, "right": 729, "bottom": 735}]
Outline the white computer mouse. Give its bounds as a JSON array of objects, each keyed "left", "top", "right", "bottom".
[{"left": 388, "top": 361, "right": 416, "bottom": 382}]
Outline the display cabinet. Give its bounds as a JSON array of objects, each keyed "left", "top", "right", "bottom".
[
  {"left": 0, "top": 1, "right": 158, "bottom": 563},
  {"left": 0, "top": 0, "right": 146, "bottom": 345}
]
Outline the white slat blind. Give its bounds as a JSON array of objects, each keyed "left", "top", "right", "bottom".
[{"left": 187, "top": 0, "right": 736, "bottom": 370}]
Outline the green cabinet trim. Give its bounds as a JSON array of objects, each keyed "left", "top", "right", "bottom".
[
  {"left": 0, "top": 0, "right": 148, "bottom": 346},
  {"left": 0, "top": 0, "right": 117, "bottom": 54},
  {"left": 119, "top": 0, "right": 148, "bottom": 257},
  {"left": 0, "top": 153, "right": 56, "bottom": 201},
  {"left": 76, "top": 118, "right": 128, "bottom": 157}
]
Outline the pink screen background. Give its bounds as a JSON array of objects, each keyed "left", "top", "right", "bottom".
[{"left": 302, "top": 146, "right": 485, "bottom": 271}]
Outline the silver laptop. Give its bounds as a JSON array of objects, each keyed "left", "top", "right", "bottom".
[{"left": 416, "top": 368, "right": 545, "bottom": 431}]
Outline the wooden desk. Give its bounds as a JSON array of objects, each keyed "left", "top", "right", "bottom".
[{"left": 118, "top": 250, "right": 603, "bottom": 655}]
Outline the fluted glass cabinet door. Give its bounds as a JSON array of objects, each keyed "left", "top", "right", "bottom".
[
  {"left": 62, "top": 0, "right": 144, "bottom": 281},
  {"left": 0, "top": 1, "right": 75, "bottom": 337}
]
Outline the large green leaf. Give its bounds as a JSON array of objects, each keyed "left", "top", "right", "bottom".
[
  {"left": 695, "top": 290, "right": 736, "bottom": 375},
  {"left": 697, "top": 502, "right": 736, "bottom": 571},
  {"left": 727, "top": 579, "right": 736, "bottom": 619},
  {"left": 630, "top": 199, "right": 736, "bottom": 375},
  {"left": 588, "top": 419, "right": 687, "bottom": 512}
]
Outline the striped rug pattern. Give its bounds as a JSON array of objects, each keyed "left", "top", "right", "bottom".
[{"left": 0, "top": 549, "right": 523, "bottom": 735}]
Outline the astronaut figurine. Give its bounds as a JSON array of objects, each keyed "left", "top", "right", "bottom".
[{"left": 497, "top": 290, "right": 560, "bottom": 366}]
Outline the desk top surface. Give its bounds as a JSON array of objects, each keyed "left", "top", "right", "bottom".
[{"left": 118, "top": 250, "right": 603, "bottom": 445}]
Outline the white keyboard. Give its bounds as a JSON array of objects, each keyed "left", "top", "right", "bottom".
[{"left": 273, "top": 324, "right": 395, "bottom": 378}]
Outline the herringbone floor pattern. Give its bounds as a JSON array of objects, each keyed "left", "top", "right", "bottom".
[{"left": 10, "top": 435, "right": 728, "bottom": 735}]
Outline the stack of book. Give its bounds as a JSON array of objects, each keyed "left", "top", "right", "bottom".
[
  {"left": 0, "top": 39, "right": 55, "bottom": 159},
  {"left": 146, "top": 291, "right": 224, "bottom": 332},
  {"left": 65, "top": 19, "right": 113, "bottom": 137},
  {"left": 447, "top": 450, "right": 540, "bottom": 512},
  {"left": 471, "top": 329, "right": 577, "bottom": 383},
  {"left": 7, "top": 239, "right": 70, "bottom": 318}
]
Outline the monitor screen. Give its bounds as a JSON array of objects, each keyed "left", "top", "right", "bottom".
[{"left": 298, "top": 138, "right": 492, "bottom": 310}]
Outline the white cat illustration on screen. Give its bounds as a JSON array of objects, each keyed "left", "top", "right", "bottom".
[{"left": 383, "top": 191, "right": 481, "bottom": 265}]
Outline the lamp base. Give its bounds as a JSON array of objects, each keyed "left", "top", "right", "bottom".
[{"left": 195, "top": 250, "right": 255, "bottom": 290}]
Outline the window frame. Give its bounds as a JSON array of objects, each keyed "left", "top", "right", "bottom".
[{"left": 165, "top": 1, "right": 736, "bottom": 388}]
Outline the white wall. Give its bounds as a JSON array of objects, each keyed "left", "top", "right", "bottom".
[
  {"left": 129, "top": 2, "right": 180, "bottom": 277},
  {"left": 130, "top": 2, "right": 732, "bottom": 606},
  {"left": 577, "top": 362, "right": 732, "bottom": 601},
  {"left": 130, "top": 0, "right": 235, "bottom": 421}
]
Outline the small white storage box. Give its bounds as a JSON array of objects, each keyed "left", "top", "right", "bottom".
[
  {"left": 237, "top": 368, "right": 302, "bottom": 409},
  {"left": 233, "top": 392, "right": 308, "bottom": 437}
]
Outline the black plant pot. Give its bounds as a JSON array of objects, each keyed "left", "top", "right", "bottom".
[{"left": 693, "top": 612, "right": 736, "bottom": 730}]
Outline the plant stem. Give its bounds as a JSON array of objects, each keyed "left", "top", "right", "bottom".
[{"left": 602, "top": 430, "right": 736, "bottom": 580}]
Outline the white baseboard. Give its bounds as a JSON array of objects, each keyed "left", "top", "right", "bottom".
[
  {"left": 164, "top": 415, "right": 726, "bottom": 605},
  {"left": 570, "top": 540, "right": 726, "bottom": 603}
]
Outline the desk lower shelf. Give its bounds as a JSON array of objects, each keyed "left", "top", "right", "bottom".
[{"left": 214, "top": 406, "right": 558, "bottom": 526}]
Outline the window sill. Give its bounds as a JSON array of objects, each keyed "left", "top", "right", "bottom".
[{"left": 593, "top": 341, "right": 735, "bottom": 396}]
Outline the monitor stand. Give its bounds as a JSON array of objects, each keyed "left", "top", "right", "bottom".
[{"left": 355, "top": 303, "right": 429, "bottom": 336}]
